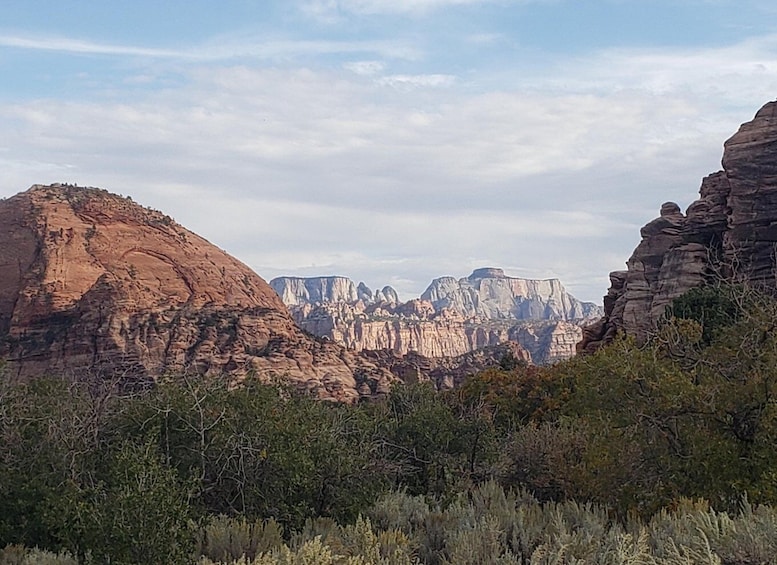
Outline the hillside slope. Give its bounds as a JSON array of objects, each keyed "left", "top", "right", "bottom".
[{"left": 0, "top": 184, "right": 396, "bottom": 401}]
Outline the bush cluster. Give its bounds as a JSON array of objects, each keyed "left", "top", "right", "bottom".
[{"left": 3, "top": 283, "right": 777, "bottom": 562}]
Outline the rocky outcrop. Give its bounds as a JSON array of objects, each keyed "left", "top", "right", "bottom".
[
  {"left": 0, "top": 184, "right": 399, "bottom": 401},
  {"left": 579, "top": 100, "right": 777, "bottom": 352},
  {"left": 270, "top": 277, "right": 399, "bottom": 307},
  {"left": 295, "top": 301, "right": 509, "bottom": 358},
  {"left": 275, "top": 270, "right": 596, "bottom": 364}
]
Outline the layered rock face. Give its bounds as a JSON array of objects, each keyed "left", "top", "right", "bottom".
[
  {"left": 422, "top": 268, "right": 601, "bottom": 321},
  {"left": 270, "top": 277, "right": 399, "bottom": 307},
  {"left": 361, "top": 342, "right": 531, "bottom": 391},
  {"left": 272, "top": 271, "right": 600, "bottom": 364},
  {"left": 0, "top": 184, "right": 398, "bottom": 401},
  {"left": 512, "top": 321, "right": 584, "bottom": 365},
  {"left": 579, "top": 100, "right": 777, "bottom": 352}
]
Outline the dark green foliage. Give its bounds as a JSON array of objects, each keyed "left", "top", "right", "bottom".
[
  {"left": 79, "top": 440, "right": 196, "bottom": 565},
  {"left": 376, "top": 382, "right": 500, "bottom": 498},
  {"left": 0, "top": 377, "right": 196, "bottom": 563},
  {"left": 556, "top": 284, "right": 777, "bottom": 515},
  {"left": 668, "top": 284, "right": 742, "bottom": 344},
  {"left": 115, "top": 376, "right": 387, "bottom": 531},
  {"left": 0, "top": 378, "right": 105, "bottom": 551},
  {"left": 498, "top": 350, "right": 525, "bottom": 371}
]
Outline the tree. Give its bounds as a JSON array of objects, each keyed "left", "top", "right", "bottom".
[{"left": 79, "top": 440, "right": 196, "bottom": 565}]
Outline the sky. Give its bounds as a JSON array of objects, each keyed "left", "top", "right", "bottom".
[{"left": 2, "top": 1, "right": 777, "bottom": 303}]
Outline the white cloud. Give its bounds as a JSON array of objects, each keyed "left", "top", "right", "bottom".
[
  {"left": 376, "top": 73, "right": 457, "bottom": 89},
  {"left": 344, "top": 60, "right": 385, "bottom": 75},
  {"left": 0, "top": 34, "right": 184, "bottom": 57},
  {"left": 544, "top": 34, "right": 777, "bottom": 106},
  {"left": 302, "top": 0, "right": 538, "bottom": 17},
  {"left": 0, "top": 33, "right": 420, "bottom": 62}
]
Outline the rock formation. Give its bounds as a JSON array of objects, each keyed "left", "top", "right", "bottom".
[
  {"left": 422, "top": 268, "right": 601, "bottom": 321},
  {"left": 361, "top": 342, "right": 531, "bottom": 391},
  {"left": 0, "top": 184, "right": 399, "bottom": 401},
  {"left": 272, "top": 271, "right": 600, "bottom": 364},
  {"left": 512, "top": 321, "right": 583, "bottom": 365},
  {"left": 579, "top": 100, "right": 777, "bottom": 352},
  {"left": 270, "top": 277, "right": 399, "bottom": 307}
]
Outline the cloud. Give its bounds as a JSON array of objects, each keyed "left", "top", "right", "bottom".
[
  {"left": 543, "top": 34, "right": 777, "bottom": 106},
  {"left": 0, "top": 34, "right": 184, "bottom": 57},
  {"left": 3, "top": 33, "right": 777, "bottom": 302},
  {"left": 0, "top": 33, "right": 420, "bottom": 62},
  {"left": 344, "top": 60, "right": 386, "bottom": 76},
  {"left": 302, "top": 0, "right": 538, "bottom": 17},
  {"left": 376, "top": 73, "right": 456, "bottom": 89}
]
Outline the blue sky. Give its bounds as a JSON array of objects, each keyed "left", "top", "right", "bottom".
[{"left": 2, "top": 0, "right": 777, "bottom": 302}]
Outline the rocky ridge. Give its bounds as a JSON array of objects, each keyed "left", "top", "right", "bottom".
[
  {"left": 271, "top": 270, "right": 601, "bottom": 364},
  {"left": 579, "top": 100, "right": 777, "bottom": 352},
  {"left": 0, "top": 184, "right": 399, "bottom": 401}
]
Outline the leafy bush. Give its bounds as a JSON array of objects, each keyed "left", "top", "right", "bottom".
[
  {"left": 496, "top": 420, "right": 589, "bottom": 502},
  {"left": 78, "top": 440, "right": 196, "bottom": 564}
]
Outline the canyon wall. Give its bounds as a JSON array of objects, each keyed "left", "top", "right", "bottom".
[{"left": 272, "top": 269, "right": 600, "bottom": 364}]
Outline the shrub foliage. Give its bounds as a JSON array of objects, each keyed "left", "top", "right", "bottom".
[{"left": 3, "top": 283, "right": 777, "bottom": 562}]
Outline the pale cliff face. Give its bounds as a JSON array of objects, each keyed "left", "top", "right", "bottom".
[
  {"left": 273, "top": 270, "right": 596, "bottom": 364},
  {"left": 269, "top": 276, "right": 361, "bottom": 306},
  {"left": 270, "top": 276, "right": 397, "bottom": 307},
  {"left": 579, "top": 100, "right": 777, "bottom": 353},
  {"left": 421, "top": 270, "right": 602, "bottom": 322}
]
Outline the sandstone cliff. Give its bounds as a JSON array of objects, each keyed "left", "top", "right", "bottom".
[
  {"left": 272, "top": 271, "right": 598, "bottom": 364},
  {"left": 579, "top": 100, "right": 777, "bottom": 352},
  {"left": 270, "top": 277, "right": 399, "bottom": 306},
  {"left": 422, "top": 268, "right": 601, "bottom": 321},
  {"left": 512, "top": 320, "right": 583, "bottom": 365},
  {"left": 0, "top": 184, "right": 399, "bottom": 401}
]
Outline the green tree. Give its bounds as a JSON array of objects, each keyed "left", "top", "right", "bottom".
[
  {"left": 81, "top": 440, "right": 196, "bottom": 564},
  {"left": 375, "top": 383, "right": 475, "bottom": 497},
  {"left": 667, "top": 284, "right": 742, "bottom": 345},
  {"left": 0, "top": 376, "right": 114, "bottom": 550}
]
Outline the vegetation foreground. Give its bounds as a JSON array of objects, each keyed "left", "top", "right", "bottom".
[{"left": 3, "top": 284, "right": 777, "bottom": 563}]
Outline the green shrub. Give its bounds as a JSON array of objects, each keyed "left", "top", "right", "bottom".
[
  {"left": 368, "top": 491, "right": 430, "bottom": 535},
  {"left": 496, "top": 420, "right": 589, "bottom": 502}
]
